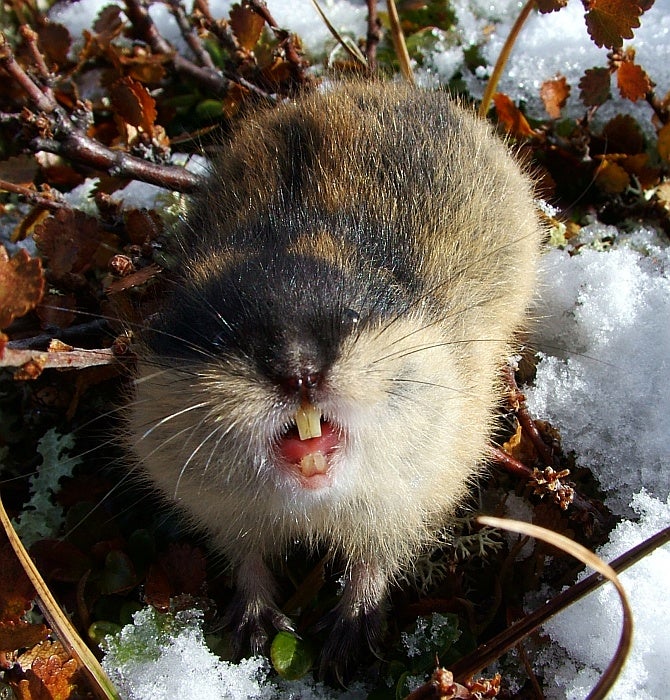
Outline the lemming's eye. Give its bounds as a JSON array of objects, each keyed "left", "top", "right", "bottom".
[{"left": 343, "top": 308, "right": 360, "bottom": 326}]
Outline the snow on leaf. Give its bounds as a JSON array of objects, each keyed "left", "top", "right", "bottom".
[
  {"left": 617, "top": 59, "right": 653, "bottom": 101},
  {"left": 579, "top": 66, "right": 612, "bottom": 106},
  {"left": 540, "top": 75, "right": 570, "bottom": 119},
  {"left": 584, "top": 0, "right": 643, "bottom": 49},
  {"left": 0, "top": 246, "right": 45, "bottom": 330},
  {"left": 229, "top": 3, "right": 266, "bottom": 51}
]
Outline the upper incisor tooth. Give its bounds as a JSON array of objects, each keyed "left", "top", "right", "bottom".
[{"left": 295, "top": 402, "right": 322, "bottom": 440}]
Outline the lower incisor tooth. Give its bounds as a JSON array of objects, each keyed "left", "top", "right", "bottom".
[{"left": 299, "top": 453, "right": 327, "bottom": 477}]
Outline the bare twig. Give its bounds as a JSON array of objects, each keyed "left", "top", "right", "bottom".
[
  {"left": 0, "top": 345, "right": 117, "bottom": 371},
  {"left": 365, "top": 0, "right": 381, "bottom": 71},
  {"left": 0, "top": 179, "right": 68, "bottom": 210},
  {"left": 1, "top": 30, "right": 203, "bottom": 192},
  {"left": 166, "top": 0, "right": 216, "bottom": 69},
  {"left": 452, "top": 522, "right": 670, "bottom": 692},
  {"left": 503, "top": 363, "right": 556, "bottom": 467},
  {"left": 479, "top": 0, "right": 534, "bottom": 118}
]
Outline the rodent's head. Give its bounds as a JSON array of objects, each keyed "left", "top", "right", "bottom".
[{"left": 130, "top": 211, "right": 486, "bottom": 523}]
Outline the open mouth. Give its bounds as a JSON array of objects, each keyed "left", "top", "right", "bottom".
[{"left": 277, "top": 402, "right": 340, "bottom": 486}]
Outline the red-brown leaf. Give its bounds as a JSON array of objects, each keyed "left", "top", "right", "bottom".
[
  {"left": 0, "top": 542, "right": 36, "bottom": 623},
  {"left": 0, "top": 621, "right": 49, "bottom": 654},
  {"left": 0, "top": 246, "right": 45, "bottom": 329},
  {"left": 536, "top": 0, "right": 568, "bottom": 12},
  {"left": 110, "top": 77, "right": 158, "bottom": 134},
  {"left": 584, "top": 0, "right": 643, "bottom": 49},
  {"left": 540, "top": 76, "right": 570, "bottom": 119},
  {"left": 16, "top": 642, "right": 80, "bottom": 700},
  {"left": 617, "top": 60, "right": 653, "bottom": 101},
  {"left": 493, "top": 93, "right": 536, "bottom": 139},
  {"left": 36, "top": 23, "right": 71, "bottom": 67},
  {"left": 602, "top": 113, "right": 644, "bottom": 154},
  {"left": 658, "top": 122, "right": 670, "bottom": 162},
  {"left": 578, "top": 66, "right": 612, "bottom": 107},
  {"left": 33, "top": 209, "right": 104, "bottom": 279},
  {"left": 92, "top": 4, "right": 124, "bottom": 41},
  {"left": 229, "top": 3, "right": 266, "bottom": 51},
  {"left": 595, "top": 157, "right": 630, "bottom": 193}
]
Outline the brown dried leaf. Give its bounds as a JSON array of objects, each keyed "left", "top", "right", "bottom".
[
  {"left": 33, "top": 209, "right": 104, "bottom": 279},
  {"left": 229, "top": 3, "right": 266, "bottom": 51},
  {"left": 92, "top": 4, "right": 124, "bottom": 41},
  {"left": 602, "top": 113, "right": 644, "bottom": 154},
  {"left": 621, "top": 153, "right": 659, "bottom": 189},
  {"left": 540, "top": 75, "right": 570, "bottom": 119},
  {"left": 105, "top": 264, "right": 161, "bottom": 293},
  {"left": 584, "top": 0, "right": 643, "bottom": 49},
  {"left": 657, "top": 122, "right": 670, "bottom": 162},
  {"left": 0, "top": 246, "right": 45, "bottom": 329},
  {"left": 36, "top": 23, "right": 71, "bottom": 67},
  {"left": 493, "top": 93, "right": 536, "bottom": 138},
  {"left": 110, "top": 77, "right": 157, "bottom": 134},
  {"left": 14, "top": 357, "right": 48, "bottom": 381},
  {"left": 16, "top": 642, "right": 79, "bottom": 700},
  {"left": 578, "top": 66, "right": 612, "bottom": 107},
  {"left": 12, "top": 208, "right": 51, "bottom": 245},
  {"left": 125, "top": 208, "right": 163, "bottom": 245},
  {"left": 536, "top": 0, "right": 568, "bottom": 12},
  {"left": 617, "top": 59, "right": 653, "bottom": 101},
  {"left": 0, "top": 542, "right": 36, "bottom": 622},
  {"left": 595, "top": 157, "right": 630, "bottom": 193},
  {"left": 0, "top": 621, "right": 49, "bottom": 654}
]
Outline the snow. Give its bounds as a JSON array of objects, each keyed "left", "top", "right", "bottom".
[
  {"left": 101, "top": 607, "right": 369, "bottom": 699},
  {"left": 41, "top": 0, "right": 670, "bottom": 697},
  {"left": 526, "top": 233, "right": 670, "bottom": 513}
]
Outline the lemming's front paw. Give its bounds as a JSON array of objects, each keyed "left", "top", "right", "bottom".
[
  {"left": 317, "top": 603, "right": 384, "bottom": 686},
  {"left": 224, "top": 594, "right": 295, "bottom": 658}
]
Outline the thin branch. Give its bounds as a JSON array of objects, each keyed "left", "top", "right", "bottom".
[
  {"left": 0, "top": 345, "right": 117, "bottom": 371},
  {"left": 365, "top": 0, "right": 381, "bottom": 71},
  {"left": 479, "top": 0, "right": 534, "bottom": 118},
  {"left": 503, "top": 363, "right": 556, "bottom": 466},
  {"left": 166, "top": 0, "right": 216, "bottom": 69},
  {"left": 0, "top": 33, "right": 53, "bottom": 113},
  {"left": 451, "top": 525, "right": 670, "bottom": 683},
  {"left": 1, "top": 30, "right": 203, "bottom": 192},
  {"left": 0, "top": 179, "right": 68, "bottom": 210}
]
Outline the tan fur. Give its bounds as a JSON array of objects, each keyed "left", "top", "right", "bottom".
[{"left": 127, "top": 82, "right": 543, "bottom": 667}]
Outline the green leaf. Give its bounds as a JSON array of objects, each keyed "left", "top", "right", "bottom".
[{"left": 270, "top": 631, "right": 313, "bottom": 680}]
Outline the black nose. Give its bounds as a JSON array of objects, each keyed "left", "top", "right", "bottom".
[{"left": 280, "top": 370, "right": 324, "bottom": 401}]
